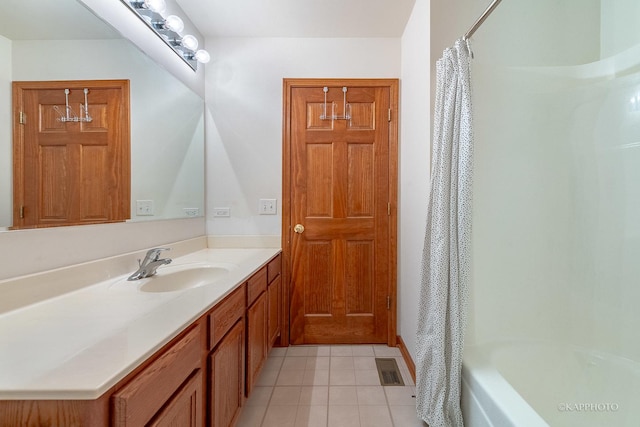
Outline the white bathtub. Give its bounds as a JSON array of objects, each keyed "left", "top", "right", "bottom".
[{"left": 461, "top": 342, "right": 640, "bottom": 426}]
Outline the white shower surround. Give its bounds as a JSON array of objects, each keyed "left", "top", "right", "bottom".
[{"left": 445, "top": 0, "right": 640, "bottom": 425}]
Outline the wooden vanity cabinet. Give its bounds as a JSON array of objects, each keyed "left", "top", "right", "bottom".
[
  {"left": 246, "top": 254, "right": 282, "bottom": 396},
  {"left": 112, "top": 325, "right": 203, "bottom": 427},
  {"left": 207, "top": 285, "right": 245, "bottom": 427},
  {"left": 148, "top": 371, "right": 203, "bottom": 427},
  {"left": 0, "top": 253, "right": 283, "bottom": 427},
  {"left": 245, "top": 268, "right": 268, "bottom": 396},
  {"left": 113, "top": 283, "right": 248, "bottom": 427},
  {"left": 267, "top": 254, "right": 282, "bottom": 350},
  {"left": 0, "top": 323, "right": 205, "bottom": 427}
]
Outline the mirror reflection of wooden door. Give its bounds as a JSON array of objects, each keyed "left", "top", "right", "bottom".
[
  {"left": 283, "top": 79, "right": 398, "bottom": 345},
  {"left": 12, "top": 80, "right": 130, "bottom": 229}
]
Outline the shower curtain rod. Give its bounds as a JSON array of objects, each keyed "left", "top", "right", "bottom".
[{"left": 463, "top": 0, "right": 503, "bottom": 40}]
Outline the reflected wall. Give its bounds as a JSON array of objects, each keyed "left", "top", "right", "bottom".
[
  {"left": 0, "top": 38, "right": 204, "bottom": 228},
  {"left": 0, "top": 0, "right": 206, "bottom": 280}
]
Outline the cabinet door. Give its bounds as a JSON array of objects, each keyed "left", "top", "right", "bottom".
[
  {"left": 149, "top": 371, "right": 203, "bottom": 427},
  {"left": 267, "top": 275, "right": 281, "bottom": 350},
  {"left": 210, "top": 320, "right": 244, "bottom": 427},
  {"left": 246, "top": 292, "right": 267, "bottom": 396}
]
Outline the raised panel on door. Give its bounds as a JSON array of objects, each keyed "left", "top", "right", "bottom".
[{"left": 288, "top": 83, "right": 394, "bottom": 344}]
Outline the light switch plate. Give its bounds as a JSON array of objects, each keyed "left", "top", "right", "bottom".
[
  {"left": 136, "top": 200, "right": 154, "bottom": 216},
  {"left": 259, "top": 199, "right": 277, "bottom": 215}
]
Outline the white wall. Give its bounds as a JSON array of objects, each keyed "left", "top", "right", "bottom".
[
  {"left": 204, "top": 37, "right": 401, "bottom": 236},
  {"left": 398, "top": 0, "right": 429, "bottom": 360},
  {"left": 0, "top": 36, "right": 11, "bottom": 227}
]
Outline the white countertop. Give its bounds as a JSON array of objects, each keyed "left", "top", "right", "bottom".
[{"left": 0, "top": 248, "right": 280, "bottom": 400}]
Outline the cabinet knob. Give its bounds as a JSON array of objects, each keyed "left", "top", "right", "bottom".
[{"left": 294, "top": 224, "right": 305, "bottom": 234}]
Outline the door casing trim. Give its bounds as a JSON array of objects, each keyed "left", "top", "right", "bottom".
[{"left": 281, "top": 78, "right": 398, "bottom": 346}]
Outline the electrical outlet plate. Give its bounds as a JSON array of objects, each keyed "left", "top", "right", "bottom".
[
  {"left": 183, "top": 208, "right": 199, "bottom": 217},
  {"left": 213, "top": 207, "right": 230, "bottom": 217},
  {"left": 259, "top": 199, "right": 277, "bottom": 215}
]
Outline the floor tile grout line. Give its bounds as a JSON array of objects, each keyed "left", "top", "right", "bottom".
[
  {"left": 256, "top": 384, "right": 273, "bottom": 427},
  {"left": 245, "top": 344, "right": 416, "bottom": 427},
  {"left": 383, "top": 383, "right": 395, "bottom": 427}
]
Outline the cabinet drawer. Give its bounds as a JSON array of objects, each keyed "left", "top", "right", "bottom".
[
  {"left": 209, "top": 285, "right": 245, "bottom": 350},
  {"left": 247, "top": 267, "right": 267, "bottom": 306},
  {"left": 112, "top": 325, "right": 201, "bottom": 426},
  {"left": 267, "top": 254, "right": 281, "bottom": 284}
]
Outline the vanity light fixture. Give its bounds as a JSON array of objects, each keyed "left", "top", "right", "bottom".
[
  {"left": 180, "top": 34, "right": 198, "bottom": 51},
  {"left": 153, "top": 15, "right": 184, "bottom": 33},
  {"left": 131, "top": 0, "right": 166, "bottom": 13},
  {"left": 193, "top": 50, "right": 211, "bottom": 64},
  {"left": 122, "top": 0, "right": 210, "bottom": 70}
]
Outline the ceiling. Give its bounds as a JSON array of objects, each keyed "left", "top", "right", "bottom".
[
  {"left": 0, "top": 1, "right": 416, "bottom": 41},
  {"left": 0, "top": 0, "right": 119, "bottom": 40},
  {"left": 176, "top": 0, "right": 417, "bottom": 38}
]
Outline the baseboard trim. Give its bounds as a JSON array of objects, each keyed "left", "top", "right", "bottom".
[{"left": 397, "top": 335, "right": 416, "bottom": 383}]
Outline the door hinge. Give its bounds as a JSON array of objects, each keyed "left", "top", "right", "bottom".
[
  {"left": 387, "top": 203, "right": 391, "bottom": 216},
  {"left": 387, "top": 295, "right": 391, "bottom": 310},
  {"left": 388, "top": 108, "right": 391, "bottom": 122},
  {"left": 19, "top": 111, "right": 26, "bottom": 125},
  {"left": 19, "top": 206, "right": 25, "bottom": 219}
]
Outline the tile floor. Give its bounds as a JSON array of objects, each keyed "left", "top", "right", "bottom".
[{"left": 236, "top": 345, "right": 427, "bottom": 427}]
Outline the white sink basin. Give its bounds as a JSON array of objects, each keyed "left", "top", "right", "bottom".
[{"left": 138, "top": 266, "right": 230, "bottom": 293}]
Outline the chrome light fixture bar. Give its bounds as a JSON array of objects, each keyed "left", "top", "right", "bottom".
[{"left": 121, "top": 0, "right": 210, "bottom": 71}]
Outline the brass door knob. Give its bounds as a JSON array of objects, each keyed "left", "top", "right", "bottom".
[{"left": 294, "top": 224, "right": 305, "bottom": 234}]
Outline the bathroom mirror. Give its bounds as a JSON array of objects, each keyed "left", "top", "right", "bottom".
[{"left": 0, "top": 0, "right": 205, "bottom": 229}]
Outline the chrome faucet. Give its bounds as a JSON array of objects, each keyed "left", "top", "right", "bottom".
[{"left": 127, "top": 248, "right": 172, "bottom": 281}]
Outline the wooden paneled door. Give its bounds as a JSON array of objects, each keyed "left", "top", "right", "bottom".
[
  {"left": 12, "top": 80, "right": 130, "bottom": 229},
  {"left": 283, "top": 79, "right": 398, "bottom": 345}
]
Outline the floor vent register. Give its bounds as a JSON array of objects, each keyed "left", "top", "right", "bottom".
[{"left": 375, "top": 358, "right": 405, "bottom": 386}]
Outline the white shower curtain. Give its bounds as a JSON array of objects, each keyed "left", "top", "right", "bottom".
[{"left": 416, "top": 38, "right": 473, "bottom": 427}]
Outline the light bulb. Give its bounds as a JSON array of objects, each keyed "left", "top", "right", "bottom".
[
  {"left": 194, "top": 50, "right": 211, "bottom": 64},
  {"left": 144, "top": 0, "right": 166, "bottom": 13},
  {"left": 164, "top": 15, "right": 184, "bottom": 33},
  {"left": 181, "top": 35, "right": 199, "bottom": 51}
]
